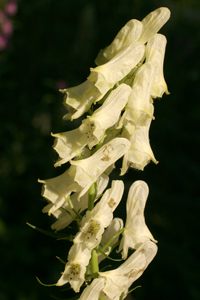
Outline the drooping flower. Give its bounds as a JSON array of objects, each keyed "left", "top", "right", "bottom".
[
  {"left": 118, "top": 181, "right": 157, "bottom": 259},
  {"left": 99, "top": 241, "right": 158, "bottom": 300},
  {"left": 88, "top": 42, "right": 145, "bottom": 94},
  {"left": 38, "top": 169, "right": 81, "bottom": 216},
  {"left": 61, "top": 80, "right": 104, "bottom": 120},
  {"left": 44, "top": 173, "right": 109, "bottom": 231},
  {"left": 52, "top": 84, "right": 132, "bottom": 166},
  {"left": 56, "top": 243, "right": 91, "bottom": 292},
  {"left": 120, "top": 108, "right": 158, "bottom": 175},
  {"left": 79, "top": 83, "right": 132, "bottom": 149},
  {"left": 52, "top": 127, "right": 86, "bottom": 167},
  {"left": 39, "top": 137, "right": 130, "bottom": 215},
  {"left": 146, "top": 33, "right": 169, "bottom": 97},
  {"left": 73, "top": 180, "right": 124, "bottom": 249},
  {"left": 95, "top": 7, "right": 170, "bottom": 66},
  {"left": 118, "top": 62, "right": 156, "bottom": 127},
  {"left": 69, "top": 137, "right": 130, "bottom": 198}
]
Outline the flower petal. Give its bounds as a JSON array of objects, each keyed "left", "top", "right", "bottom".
[
  {"left": 120, "top": 116, "right": 158, "bottom": 174},
  {"left": 88, "top": 42, "right": 145, "bottom": 94},
  {"left": 77, "top": 278, "right": 105, "bottom": 300},
  {"left": 82, "top": 84, "right": 132, "bottom": 148},
  {"left": 138, "top": 7, "right": 171, "bottom": 44},
  {"left": 74, "top": 180, "right": 124, "bottom": 249},
  {"left": 146, "top": 33, "right": 169, "bottom": 97},
  {"left": 56, "top": 244, "right": 91, "bottom": 292},
  {"left": 118, "top": 181, "right": 157, "bottom": 259},
  {"left": 99, "top": 241, "right": 158, "bottom": 299},
  {"left": 61, "top": 80, "right": 104, "bottom": 120},
  {"left": 38, "top": 169, "right": 81, "bottom": 215},
  {"left": 121, "top": 62, "right": 156, "bottom": 126},
  {"left": 50, "top": 173, "right": 109, "bottom": 231},
  {"left": 95, "top": 19, "right": 143, "bottom": 65},
  {"left": 70, "top": 137, "right": 130, "bottom": 198},
  {"left": 52, "top": 128, "right": 87, "bottom": 167}
]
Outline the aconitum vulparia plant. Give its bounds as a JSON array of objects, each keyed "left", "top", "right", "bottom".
[{"left": 33, "top": 7, "right": 171, "bottom": 300}]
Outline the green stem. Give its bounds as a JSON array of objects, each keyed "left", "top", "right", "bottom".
[
  {"left": 91, "top": 249, "right": 99, "bottom": 277},
  {"left": 88, "top": 182, "right": 97, "bottom": 211},
  {"left": 100, "top": 228, "right": 124, "bottom": 253},
  {"left": 66, "top": 197, "right": 82, "bottom": 220}
]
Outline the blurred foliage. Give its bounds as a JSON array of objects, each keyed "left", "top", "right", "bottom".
[{"left": 0, "top": 0, "right": 200, "bottom": 299}]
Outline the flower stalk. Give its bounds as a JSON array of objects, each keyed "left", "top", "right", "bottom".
[{"left": 35, "top": 6, "right": 171, "bottom": 300}]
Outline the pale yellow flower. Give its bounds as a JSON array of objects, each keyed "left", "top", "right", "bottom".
[
  {"left": 88, "top": 42, "right": 145, "bottom": 94},
  {"left": 118, "top": 181, "right": 157, "bottom": 259},
  {"left": 146, "top": 33, "right": 169, "bottom": 97}
]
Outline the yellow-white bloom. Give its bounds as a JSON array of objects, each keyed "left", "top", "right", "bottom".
[
  {"left": 95, "top": 19, "right": 143, "bottom": 65},
  {"left": 77, "top": 278, "right": 105, "bottom": 300},
  {"left": 88, "top": 42, "right": 145, "bottom": 94},
  {"left": 61, "top": 80, "right": 104, "bottom": 120},
  {"left": 38, "top": 169, "right": 81, "bottom": 216},
  {"left": 52, "top": 128, "right": 87, "bottom": 167},
  {"left": 138, "top": 7, "right": 171, "bottom": 44},
  {"left": 52, "top": 84, "right": 131, "bottom": 166},
  {"left": 98, "top": 217, "right": 124, "bottom": 263},
  {"left": 39, "top": 137, "right": 130, "bottom": 215},
  {"left": 99, "top": 241, "right": 157, "bottom": 300},
  {"left": 56, "top": 243, "right": 91, "bottom": 292},
  {"left": 74, "top": 180, "right": 124, "bottom": 249},
  {"left": 146, "top": 33, "right": 169, "bottom": 97},
  {"left": 45, "top": 173, "right": 109, "bottom": 231},
  {"left": 95, "top": 7, "right": 171, "bottom": 66},
  {"left": 119, "top": 62, "right": 156, "bottom": 127},
  {"left": 118, "top": 181, "right": 157, "bottom": 259},
  {"left": 70, "top": 137, "right": 130, "bottom": 198},
  {"left": 120, "top": 114, "right": 157, "bottom": 174},
  {"left": 80, "top": 83, "right": 132, "bottom": 149}
]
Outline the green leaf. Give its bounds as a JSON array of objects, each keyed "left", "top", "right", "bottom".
[
  {"left": 96, "top": 248, "right": 123, "bottom": 262},
  {"left": 56, "top": 256, "right": 67, "bottom": 264},
  {"left": 26, "top": 222, "right": 73, "bottom": 240},
  {"left": 36, "top": 277, "right": 56, "bottom": 287}
]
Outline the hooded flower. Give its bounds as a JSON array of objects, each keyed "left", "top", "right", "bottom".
[
  {"left": 118, "top": 181, "right": 157, "bottom": 259},
  {"left": 146, "top": 33, "right": 169, "bottom": 97},
  {"left": 61, "top": 80, "right": 104, "bottom": 120},
  {"left": 56, "top": 243, "right": 91, "bottom": 292},
  {"left": 39, "top": 137, "right": 130, "bottom": 215},
  {"left": 95, "top": 19, "right": 143, "bottom": 65},
  {"left": 52, "top": 84, "right": 132, "bottom": 167},
  {"left": 52, "top": 127, "right": 86, "bottom": 167},
  {"left": 79, "top": 83, "right": 132, "bottom": 149},
  {"left": 95, "top": 7, "right": 170, "bottom": 66},
  {"left": 138, "top": 7, "right": 171, "bottom": 44},
  {"left": 45, "top": 173, "right": 109, "bottom": 231},
  {"left": 88, "top": 42, "right": 145, "bottom": 94},
  {"left": 73, "top": 180, "right": 124, "bottom": 249},
  {"left": 69, "top": 137, "right": 130, "bottom": 198},
  {"left": 119, "top": 62, "right": 156, "bottom": 127},
  {"left": 38, "top": 169, "right": 81, "bottom": 216},
  {"left": 120, "top": 117, "right": 157, "bottom": 175},
  {"left": 99, "top": 241, "right": 158, "bottom": 300}
]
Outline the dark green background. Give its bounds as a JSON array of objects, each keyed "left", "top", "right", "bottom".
[{"left": 0, "top": 0, "right": 199, "bottom": 299}]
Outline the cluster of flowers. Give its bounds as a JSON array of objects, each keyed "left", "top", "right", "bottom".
[
  {"left": 38, "top": 7, "right": 170, "bottom": 300},
  {"left": 0, "top": 0, "right": 17, "bottom": 51}
]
